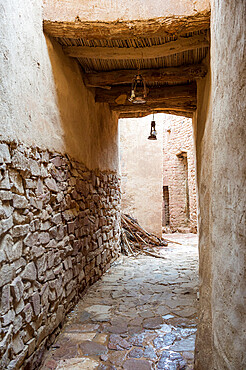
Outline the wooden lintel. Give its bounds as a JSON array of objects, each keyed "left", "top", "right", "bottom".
[
  {"left": 111, "top": 102, "right": 196, "bottom": 115},
  {"left": 63, "top": 34, "right": 209, "bottom": 60},
  {"left": 119, "top": 110, "right": 193, "bottom": 119},
  {"left": 84, "top": 63, "right": 207, "bottom": 87},
  {"left": 95, "top": 83, "right": 197, "bottom": 105},
  {"left": 43, "top": 11, "right": 210, "bottom": 40},
  {"left": 112, "top": 101, "right": 196, "bottom": 114}
]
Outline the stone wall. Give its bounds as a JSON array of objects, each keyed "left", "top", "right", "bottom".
[
  {"left": 0, "top": 141, "right": 121, "bottom": 369},
  {"left": 163, "top": 115, "right": 197, "bottom": 232},
  {"left": 119, "top": 115, "right": 163, "bottom": 237}
]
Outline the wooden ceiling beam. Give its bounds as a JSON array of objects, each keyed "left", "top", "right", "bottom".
[
  {"left": 84, "top": 63, "right": 207, "bottom": 87},
  {"left": 119, "top": 110, "right": 193, "bottom": 119},
  {"left": 111, "top": 102, "right": 196, "bottom": 113},
  {"left": 113, "top": 103, "right": 195, "bottom": 119},
  {"left": 43, "top": 11, "right": 210, "bottom": 40},
  {"left": 63, "top": 34, "right": 209, "bottom": 60},
  {"left": 95, "top": 83, "right": 197, "bottom": 105}
]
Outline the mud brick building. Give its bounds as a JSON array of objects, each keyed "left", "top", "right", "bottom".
[
  {"left": 0, "top": 0, "right": 245, "bottom": 369},
  {"left": 163, "top": 115, "right": 197, "bottom": 233}
]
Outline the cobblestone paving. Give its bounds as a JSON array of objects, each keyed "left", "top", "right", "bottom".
[{"left": 41, "top": 234, "right": 198, "bottom": 369}]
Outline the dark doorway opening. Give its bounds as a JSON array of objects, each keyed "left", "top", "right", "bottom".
[{"left": 163, "top": 185, "right": 170, "bottom": 226}]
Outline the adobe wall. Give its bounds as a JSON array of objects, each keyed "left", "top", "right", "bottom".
[
  {"left": 44, "top": 0, "right": 210, "bottom": 23},
  {"left": 195, "top": 1, "right": 245, "bottom": 369},
  {"left": 0, "top": 1, "right": 119, "bottom": 172},
  {"left": 163, "top": 115, "right": 197, "bottom": 232},
  {"left": 119, "top": 115, "right": 163, "bottom": 237},
  {"left": 0, "top": 1, "right": 121, "bottom": 368},
  {"left": 210, "top": 1, "right": 245, "bottom": 368},
  {"left": 193, "top": 66, "right": 213, "bottom": 370}
]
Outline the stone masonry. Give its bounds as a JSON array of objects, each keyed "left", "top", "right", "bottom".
[
  {"left": 0, "top": 141, "right": 121, "bottom": 369},
  {"left": 163, "top": 115, "right": 197, "bottom": 233}
]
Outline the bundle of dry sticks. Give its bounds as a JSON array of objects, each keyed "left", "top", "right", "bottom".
[{"left": 121, "top": 213, "right": 169, "bottom": 259}]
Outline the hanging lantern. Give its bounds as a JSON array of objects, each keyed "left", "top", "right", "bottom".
[
  {"left": 148, "top": 114, "right": 157, "bottom": 140},
  {"left": 129, "top": 73, "right": 147, "bottom": 104}
]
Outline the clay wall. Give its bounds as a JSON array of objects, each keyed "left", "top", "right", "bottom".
[
  {"left": 0, "top": 0, "right": 120, "bottom": 368},
  {"left": 195, "top": 2, "right": 245, "bottom": 369},
  {"left": 119, "top": 115, "right": 163, "bottom": 237},
  {"left": 44, "top": 0, "right": 210, "bottom": 23},
  {"left": 163, "top": 115, "right": 197, "bottom": 232},
  {"left": 0, "top": 1, "right": 119, "bottom": 172}
]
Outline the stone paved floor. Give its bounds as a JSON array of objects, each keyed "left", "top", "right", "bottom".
[{"left": 41, "top": 233, "right": 198, "bottom": 370}]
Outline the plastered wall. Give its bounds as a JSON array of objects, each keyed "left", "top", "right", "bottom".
[
  {"left": 44, "top": 0, "right": 210, "bottom": 23},
  {"left": 120, "top": 115, "right": 163, "bottom": 237},
  {"left": 0, "top": 0, "right": 119, "bottom": 172},
  {"left": 210, "top": 1, "right": 245, "bottom": 368},
  {"left": 195, "top": 1, "right": 246, "bottom": 368},
  {"left": 194, "top": 67, "right": 213, "bottom": 370}
]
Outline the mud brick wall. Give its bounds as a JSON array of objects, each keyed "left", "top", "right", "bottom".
[
  {"left": 0, "top": 141, "right": 121, "bottom": 369},
  {"left": 163, "top": 115, "right": 197, "bottom": 233}
]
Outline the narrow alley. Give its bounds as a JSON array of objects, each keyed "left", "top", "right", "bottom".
[{"left": 41, "top": 234, "right": 198, "bottom": 369}]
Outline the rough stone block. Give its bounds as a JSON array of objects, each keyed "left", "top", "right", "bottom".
[
  {"left": 36, "top": 255, "right": 47, "bottom": 280},
  {"left": 31, "top": 292, "right": 41, "bottom": 316},
  {"left": 40, "top": 283, "right": 49, "bottom": 309},
  {"left": 12, "top": 333, "right": 25, "bottom": 355},
  {"left": 22, "top": 303, "right": 33, "bottom": 323},
  {"left": 0, "top": 144, "right": 11, "bottom": 163},
  {"left": 0, "top": 216, "right": 13, "bottom": 236},
  {"left": 29, "top": 159, "right": 40, "bottom": 176},
  {"left": 1, "top": 234, "right": 22, "bottom": 262},
  {"left": 13, "top": 257, "right": 26, "bottom": 272},
  {"left": 38, "top": 232, "right": 50, "bottom": 245},
  {"left": 11, "top": 277, "right": 24, "bottom": 302},
  {"left": 41, "top": 151, "right": 50, "bottom": 163},
  {"left": 49, "top": 226, "right": 57, "bottom": 239},
  {"left": 44, "top": 178, "right": 58, "bottom": 192},
  {"left": 12, "top": 150, "right": 29, "bottom": 172},
  {"left": 54, "top": 263, "right": 64, "bottom": 279},
  {"left": 40, "top": 220, "right": 50, "bottom": 231},
  {"left": 2, "top": 309, "right": 15, "bottom": 326},
  {"left": 25, "top": 179, "right": 37, "bottom": 189},
  {"left": 0, "top": 264, "right": 14, "bottom": 287},
  {"left": 52, "top": 212, "right": 62, "bottom": 225},
  {"left": 13, "top": 315, "right": 23, "bottom": 334},
  {"left": 27, "top": 337, "right": 36, "bottom": 357},
  {"left": 9, "top": 170, "right": 24, "bottom": 194},
  {"left": 23, "top": 232, "right": 38, "bottom": 248},
  {"left": 13, "top": 211, "right": 28, "bottom": 225},
  {"left": 30, "top": 197, "right": 43, "bottom": 210},
  {"left": 21, "top": 262, "right": 37, "bottom": 281},
  {"left": 1, "top": 203, "right": 13, "bottom": 219},
  {"left": 32, "top": 246, "right": 45, "bottom": 258},
  {"left": 13, "top": 194, "right": 28, "bottom": 209},
  {"left": 12, "top": 224, "right": 29, "bottom": 238},
  {"left": 1, "top": 284, "right": 11, "bottom": 313},
  {"left": 0, "top": 190, "right": 13, "bottom": 201}
]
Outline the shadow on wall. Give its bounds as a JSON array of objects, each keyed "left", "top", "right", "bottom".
[
  {"left": 45, "top": 36, "right": 119, "bottom": 172},
  {"left": 0, "top": 27, "right": 121, "bottom": 369}
]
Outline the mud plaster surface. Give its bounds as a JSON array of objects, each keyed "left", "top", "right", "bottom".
[
  {"left": 0, "top": 0, "right": 118, "bottom": 172},
  {"left": 44, "top": 0, "right": 210, "bottom": 23}
]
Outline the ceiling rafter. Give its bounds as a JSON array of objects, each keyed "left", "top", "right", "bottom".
[
  {"left": 84, "top": 63, "right": 207, "bottom": 88},
  {"left": 63, "top": 34, "right": 209, "bottom": 60},
  {"left": 43, "top": 11, "right": 210, "bottom": 40}
]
